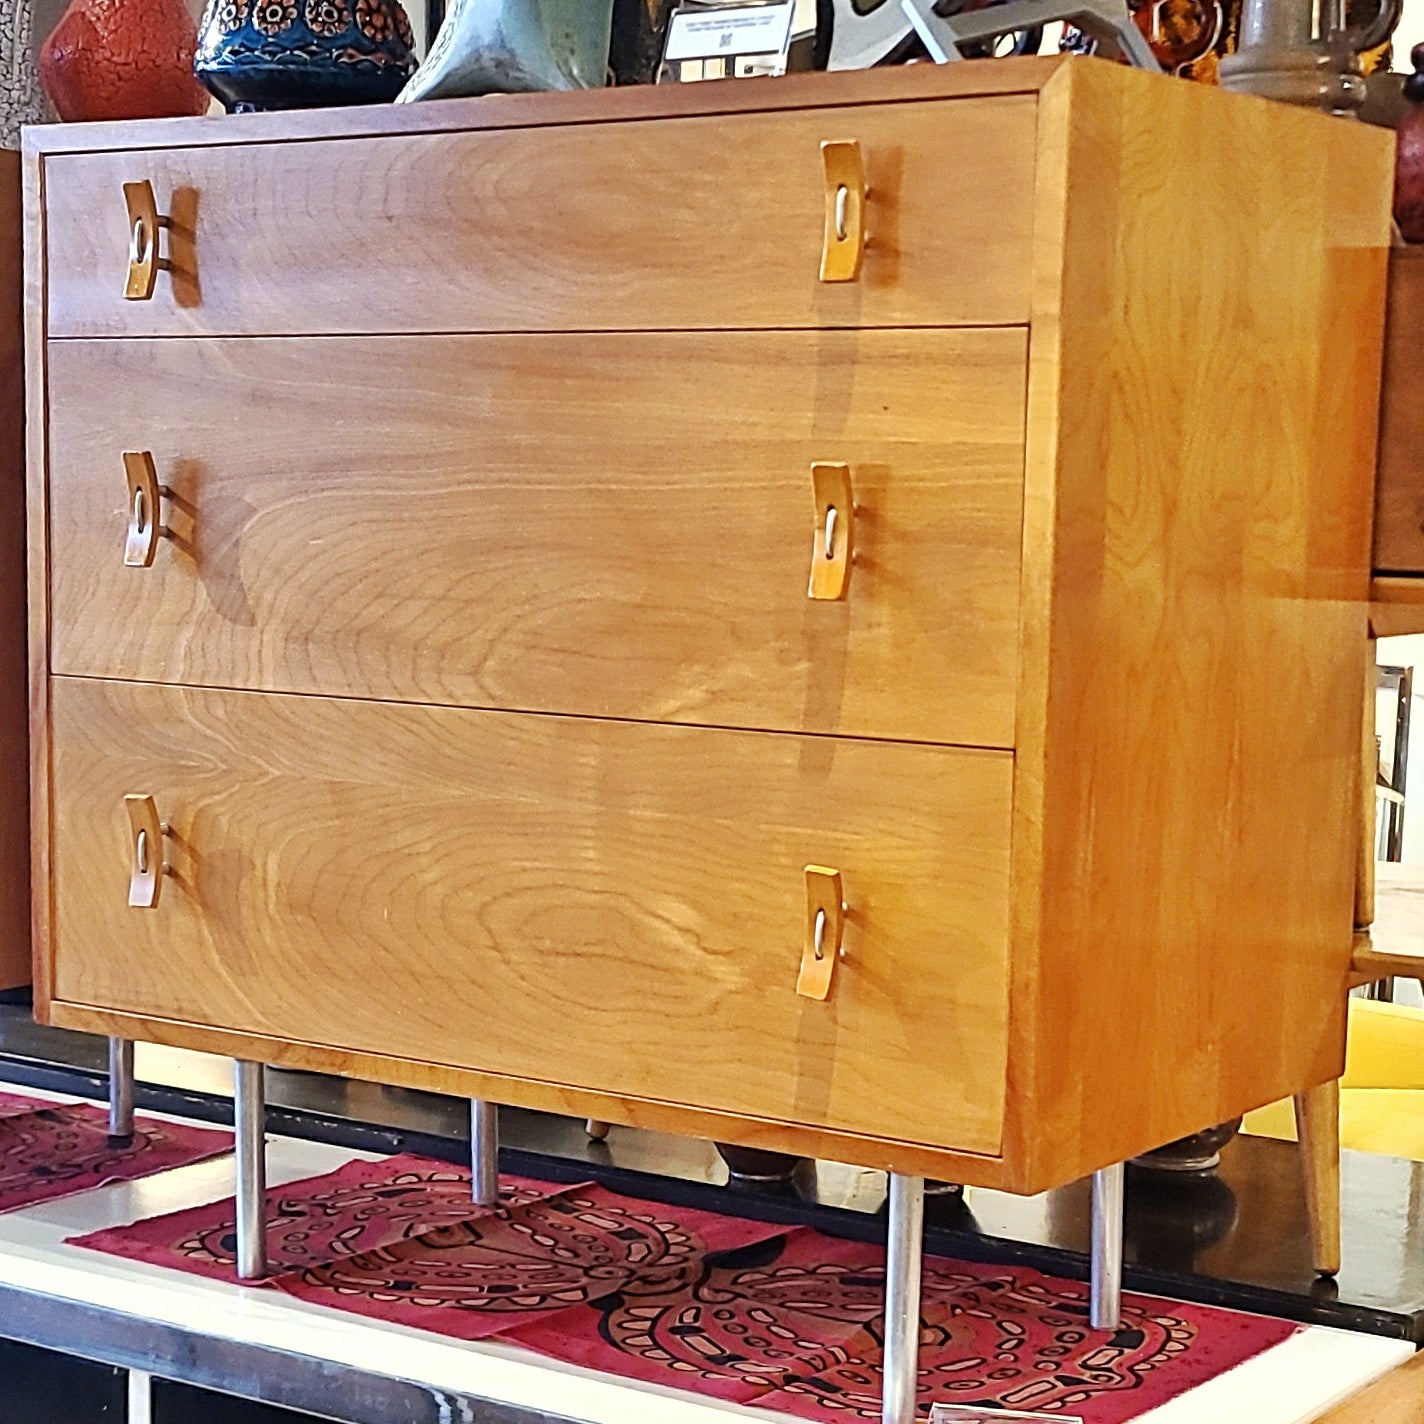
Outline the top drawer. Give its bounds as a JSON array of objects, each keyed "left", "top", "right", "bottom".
[{"left": 41, "top": 97, "right": 1037, "bottom": 339}]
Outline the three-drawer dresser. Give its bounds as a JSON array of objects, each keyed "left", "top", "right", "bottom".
[{"left": 22, "top": 53, "right": 1392, "bottom": 1363}]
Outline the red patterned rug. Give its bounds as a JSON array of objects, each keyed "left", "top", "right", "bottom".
[
  {"left": 0, "top": 1093, "right": 232, "bottom": 1213},
  {"left": 76, "top": 1153, "right": 577, "bottom": 1281},
  {"left": 73, "top": 1155, "right": 1297, "bottom": 1421}
]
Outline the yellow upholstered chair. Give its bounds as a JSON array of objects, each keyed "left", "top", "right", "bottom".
[
  {"left": 1243, "top": 997, "right": 1424, "bottom": 1162},
  {"left": 1257, "top": 853, "right": 1424, "bottom": 1276}
]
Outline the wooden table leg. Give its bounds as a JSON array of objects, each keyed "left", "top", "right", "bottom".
[
  {"left": 1357, "top": 638, "right": 1378, "bottom": 932},
  {"left": 1294, "top": 1079, "right": 1342, "bottom": 1277}
]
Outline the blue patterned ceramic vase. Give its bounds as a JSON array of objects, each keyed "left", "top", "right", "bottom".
[{"left": 195, "top": 0, "right": 416, "bottom": 111}]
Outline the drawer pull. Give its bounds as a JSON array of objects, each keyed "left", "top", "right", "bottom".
[
  {"left": 123, "top": 181, "right": 171, "bottom": 301},
  {"left": 125, "top": 794, "right": 168, "bottom": 909},
  {"left": 123, "top": 451, "right": 163, "bottom": 568},
  {"left": 819, "top": 140, "right": 866, "bottom": 283},
  {"left": 808, "top": 462, "right": 854, "bottom": 601},
  {"left": 798, "top": 865, "right": 846, "bottom": 1000}
]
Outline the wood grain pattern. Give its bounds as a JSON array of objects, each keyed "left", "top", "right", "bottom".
[
  {"left": 1292, "top": 1080, "right": 1341, "bottom": 1277},
  {"left": 1007, "top": 60, "right": 1390, "bottom": 1189},
  {"left": 1369, "top": 576, "right": 1424, "bottom": 637},
  {"left": 0, "top": 153, "right": 31, "bottom": 993},
  {"left": 1311, "top": 1348, "right": 1424, "bottom": 1423},
  {"left": 47, "top": 676, "right": 1014, "bottom": 1157},
  {"left": 22, "top": 57, "right": 1072, "bottom": 155},
  {"left": 44, "top": 999, "right": 1016, "bottom": 1183},
  {"left": 26, "top": 58, "right": 1396, "bottom": 1194},
  {"left": 46, "top": 330, "right": 1027, "bottom": 747},
  {"left": 41, "top": 97, "right": 1037, "bottom": 340},
  {"left": 1374, "top": 247, "right": 1424, "bottom": 575},
  {"left": 23, "top": 120, "right": 53, "bottom": 1012}
]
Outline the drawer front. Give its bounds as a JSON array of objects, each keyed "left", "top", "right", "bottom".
[
  {"left": 50, "top": 677, "right": 1012, "bottom": 1155},
  {"left": 42, "top": 98, "right": 1037, "bottom": 338},
  {"left": 48, "top": 330, "right": 1027, "bottom": 748}
]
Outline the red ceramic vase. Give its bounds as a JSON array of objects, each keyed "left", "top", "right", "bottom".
[
  {"left": 40, "top": 0, "right": 210, "bottom": 121},
  {"left": 1396, "top": 42, "right": 1424, "bottom": 243}
]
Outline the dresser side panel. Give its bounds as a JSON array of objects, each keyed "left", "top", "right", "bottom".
[
  {"left": 22, "top": 138, "right": 54, "bottom": 1013},
  {"left": 1372, "top": 247, "right": 1424, "bottom": 574},
  {"left": 1011, "top": 61, "right": 1391, "bottom": 1191},
  {"left": 0, "top": 151, "right": 30, "bottom": 994}
]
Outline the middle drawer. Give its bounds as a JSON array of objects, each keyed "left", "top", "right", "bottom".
[{"left": 46, "top": 329, "right": 1027, "bottom": 748}]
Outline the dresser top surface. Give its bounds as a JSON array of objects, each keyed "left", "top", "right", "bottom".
[{"left": 21, "top": 55, "right": 1077, "bottom": 155}]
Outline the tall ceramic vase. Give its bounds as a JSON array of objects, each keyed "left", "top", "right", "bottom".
[
  {"left": 2, "top": 0, "right": 52, "bottom": 145},
  {"left": 398, "top": 0, "right": 612, "bottom": 101},
  {"left": 39, "top": 0, "right": 210, "bottom": 121}
]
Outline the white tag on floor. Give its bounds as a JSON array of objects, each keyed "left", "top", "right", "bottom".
[{"left": 930, "top": 1409, "right": 1083, "bottom": 1424}]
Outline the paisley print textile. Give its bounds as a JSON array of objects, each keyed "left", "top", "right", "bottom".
[
  {"left": 276, "top": 1190, "right": 783, "bottom": 1340},
  {"left": 0, "top": 1096, "right": 230, "bottom": 1212},
  {"left": 0, "top": 1090, "right": 41, "bottom": 1118},
  {"left": 71, "top": 1154, "right": 1297, "bottom": 1422},
  {"left": 72, "top": 1152, "right": 567, "bottom": 1281}
]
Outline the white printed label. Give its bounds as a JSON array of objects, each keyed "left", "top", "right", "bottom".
[
  {"left": 930, "top": 1409, "right": 1084, "bottom": 1424},
  {"left": 664, "top": 1, "right": 797, "bottom": 60}
]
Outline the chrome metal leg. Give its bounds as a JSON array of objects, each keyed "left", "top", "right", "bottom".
[
  {"left": 1090, "top": 1161, "right": 1125, "bottom": 1330},
  {"left": 106, "top": 1037, "right": 134, "bottom": 1140},
  {"left": 470, "top": 1098, "right": 499, "bottom": 1206},
  {"left": 234, "top": 1060, "right": 267, "bottom": 1281},
  {"left": 882, "top": 1173, "right": 924, "bottom": 1424},
  {"left": 127, "top": 1370, "right": 153, "bottom": 1424}
]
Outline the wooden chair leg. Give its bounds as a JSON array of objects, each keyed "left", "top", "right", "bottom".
[
  {"left": 1294, "top": 1079, "right": 1341, "bottom": 1277},
  {"left": 1356, "top": 637, "right": 1377, "bottom": 931}
]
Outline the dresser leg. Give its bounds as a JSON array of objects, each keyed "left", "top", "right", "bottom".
[
  {"left": 234, "top": 1060, "right": 268, "bottom": 1281},
  {"left": 471, "top": 1098, "right": 499, "bottom": 1206},
  {"left": 882, "top": 1172, "right": 924, "bottom": 1424},
  {"left": 106, "top": 1037, "right": 134, "bottom": 1141},
  {"left": 1090, "top": 1161, "right": 1125, "bottom": 1330},
  {"left": 1293, "top": 1081, "right": 1342, "bottom": 1277}
]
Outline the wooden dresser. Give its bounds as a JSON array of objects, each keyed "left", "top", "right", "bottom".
[{"left": 22, "top": 57, "right": 1392, "bottom": 1195}]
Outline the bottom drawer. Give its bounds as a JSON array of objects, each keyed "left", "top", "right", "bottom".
[{"left": 48, "top": 678, "right": 1013, "bottom": 1155}]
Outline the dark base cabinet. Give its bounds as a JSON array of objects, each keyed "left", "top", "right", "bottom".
[{"left": 0, "top": 1340, "right": 123, "bottom": 1424}]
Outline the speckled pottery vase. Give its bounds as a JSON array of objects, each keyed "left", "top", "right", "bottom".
[
  {"left": 39, "top": 0, "right": 208, "bottom": 121},
  {"left": 2, "top": 0, "right": 52, "bottom": 144},
  {"left": 195, "top": 0, "right": 416, "bottom": 111}
]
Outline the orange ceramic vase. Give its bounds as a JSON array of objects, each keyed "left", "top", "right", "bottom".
[{"left": 40, "top": 0, "right": 210, "bottom": 121}]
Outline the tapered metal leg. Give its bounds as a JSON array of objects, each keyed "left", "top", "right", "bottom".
[
  {"left": 234, "top": 1060, "right": 267, "bottom": 1281},
  {"left": 471, "top": 1098, "right": 499, "bottom": 1206},
  {"left": 1090, "top": 1161, "right": 1125, "bottom": 1330},
  {"left": 106, "top": 1037, "right": 134, "bottom": 1140},
  {"left": 882, "top": 1173, "right": 924, "bottom": 1424}
]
